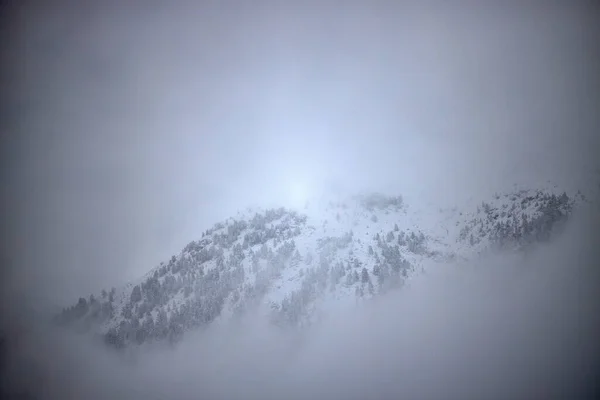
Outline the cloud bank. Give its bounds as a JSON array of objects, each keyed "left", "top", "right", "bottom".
[
  {"left": 1, "top": 1, "right": 599, "bottom": 307},
  {"left": 2, "top": 203, "right": 598, "bottom": 399}
]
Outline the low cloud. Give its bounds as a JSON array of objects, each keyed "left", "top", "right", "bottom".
[
  {"left": 2, "top": 204, "right": 599, "bottom": 399},
  {"left": 2, "top": 1, "right": 599, "bottom": 308}
]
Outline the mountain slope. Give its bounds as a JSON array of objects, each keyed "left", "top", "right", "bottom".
[{"left": 54, "top": 187, "right": 585, "bottom": 348}]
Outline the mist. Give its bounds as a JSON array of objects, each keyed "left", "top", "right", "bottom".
[
  {"left": 1, "top": 1, "right": 600, "bottom": 398},
  {"left": 1, "top": 200, "right": 599, "bottom": 399},
  {"left": 1, "top": 1, "right": 599, "bottom": 307}
]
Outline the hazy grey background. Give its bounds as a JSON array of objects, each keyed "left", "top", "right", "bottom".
[{"left": 2, "top": 1, "right": 599, "bottom": 307}]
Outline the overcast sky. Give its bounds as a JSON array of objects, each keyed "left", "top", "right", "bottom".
[{"left": 2, "top": 1, "right": 599, "bottom": 307}]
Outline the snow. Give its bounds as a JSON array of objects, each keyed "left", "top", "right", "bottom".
[{"left": 61, "top": 184, "right": 588, "bottom": 343}]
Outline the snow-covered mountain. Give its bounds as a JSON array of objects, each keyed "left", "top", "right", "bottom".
[{"left": 54, "top": 186, "right": 587, "bottom": 348}]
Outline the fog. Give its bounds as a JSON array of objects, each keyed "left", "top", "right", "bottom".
[
  {"left": 1, "top": 1, "right": 600, "bottom": 398},
  {"left": 1, "top": 1, "right": 599, "bottom": 307},
  {"left": 1, "top": 201, "right": 599, "bottom": 399}
]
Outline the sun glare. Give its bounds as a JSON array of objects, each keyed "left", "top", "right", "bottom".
[{"left": 288, "top": 181, "right": 309, "bottom": 209}]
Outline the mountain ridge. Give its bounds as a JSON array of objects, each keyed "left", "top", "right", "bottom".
[{"left": 54, "top": 185, "right": 586, "bottom": 348}]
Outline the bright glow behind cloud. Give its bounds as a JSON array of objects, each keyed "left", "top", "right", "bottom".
[{"left": 287, "top": 180, "right": 310, "bottom": 209}]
